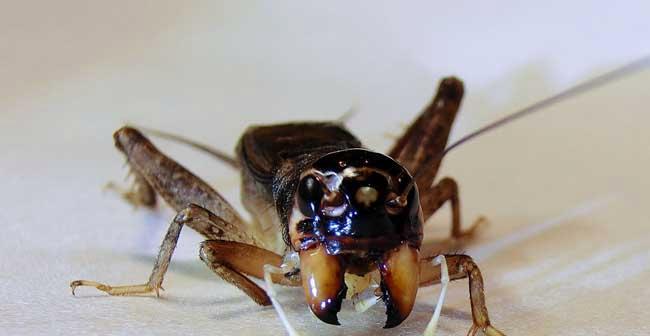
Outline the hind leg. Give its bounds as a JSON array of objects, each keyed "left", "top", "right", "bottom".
[
  {"left": 72, "top": 206, "right": 192, "bottom": 296},
  {"left": 388, "top": 79, "right": 483, "bottom": 241},
  {"left": 111, "top": 127, "right": 244, "bottom": 223},
  {"left": 71, "top": 127, "right": 259, "bottom": 296},
  {"left": 421, "top": 177, "right": 486, "bottom": 240},
  {"left": 388, "top": 77, "right": 464, "bottom": 187},
  {"left": 105, "top": 173, "right": 157, "bottom": 208}
]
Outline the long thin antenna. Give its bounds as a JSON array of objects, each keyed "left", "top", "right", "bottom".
[
  {"left": 131, "top": 125, "right": 241, "bottom": 169},
  {"left": 443, "top": 55, "right": 650, "bottom": 156},
  {"left": 403, "top": 56, "right": 650, "bottom": 194}
]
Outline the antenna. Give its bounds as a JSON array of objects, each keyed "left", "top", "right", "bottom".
[
  {"left": 444, "top": 55, "right": 650, "bottom": 156},
  {"left": 403, "top": 55, "right": 650, "bottom": 194},
  {"left": 131, "top": 125, "right": 241, "bottom": 169}
]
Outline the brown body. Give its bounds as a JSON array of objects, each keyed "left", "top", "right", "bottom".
[{"left": 70, "top": 77, "right": 505, "bottom": 335}]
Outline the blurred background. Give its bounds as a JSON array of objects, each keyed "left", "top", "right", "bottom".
[{"left": 2, "top": 1, "right": 649, "bottom": 335}]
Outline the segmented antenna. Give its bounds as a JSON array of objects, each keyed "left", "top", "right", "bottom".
[
  {"left": 403, "top": 55, "right": 650, "bottom": 194},
  {"left": 131, "top": 125, "right": 241, "bottom": 169},
  {"left": 443, "top": 55, "right": 650, "bottom": 156}
]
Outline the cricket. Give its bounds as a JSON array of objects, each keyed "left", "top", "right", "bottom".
[{"left": 70, "top": 57, "right": 648, "bottom": 336}]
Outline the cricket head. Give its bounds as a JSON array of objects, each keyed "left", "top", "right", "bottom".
[{"left": 288, "top": 149, "right": 423, "bottom": 328}]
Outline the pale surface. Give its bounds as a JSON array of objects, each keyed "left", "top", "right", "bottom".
[{"left": 2, "top": 1, "right": 650, "bottom": 335}]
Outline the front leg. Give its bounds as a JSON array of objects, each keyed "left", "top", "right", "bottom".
[{"left": 419, "top": 254, "right": 506, "bottom": 336}]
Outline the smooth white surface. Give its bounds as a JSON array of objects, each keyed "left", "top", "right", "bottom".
[{"left": 2, "top": 1, "right": 650, "bottom": 335}]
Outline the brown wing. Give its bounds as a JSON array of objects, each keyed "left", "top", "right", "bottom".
[
  {"left": 237, "top": 122, "right": 362, "bottom": 186},
  {"left": 236, "top": 122, "right": 363, "bottom": 248}
]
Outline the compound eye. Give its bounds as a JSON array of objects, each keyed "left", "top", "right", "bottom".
[{"left": 298, "top": 175, "right": 324, "bottom": 216}]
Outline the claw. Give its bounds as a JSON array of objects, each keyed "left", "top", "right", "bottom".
[
  {"left": 379, "top": 243, "right": 420, "bottom": 328},
  {"left": 70, "top": 281, "right": 79, "bottom": 296},
  {"left": 299, "top": 245, "right": 346, "bottom": 325}
]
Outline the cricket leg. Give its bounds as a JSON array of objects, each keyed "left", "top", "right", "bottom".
[
  {"left": 71, "top": 206, "right": 295, "bottom": 298},
  {"left": 105, "top": 126, "right": 240, "bottom": 207},
  {"left": 199, "top": 240, "right": 300, "bottom": 306},
  {"left": 387, "top": 77, "right": 483, "bottom": 241},
  {"left": 419, "top": 254, "right": 506, "bottom": 336},
  {"left": 113, "top": 126, "right": 258, "bottom": 244},
  {"left": 110, "top": 127, "right": 245, "bottom": 227},
  {"left": 71, "top": 127, "right": 258, "bottom": 295},
  {"left": 420, "top": 177, "right": 486, "bottom": 239},
  {"left": 388, "top": 77, "right": 464, "bottom": 189},
  {"left": 71, "top": 205, "right": 191, "bottom": 296},
  {"left": 105, "top": 165, "right": 158, "bottom": 208}
]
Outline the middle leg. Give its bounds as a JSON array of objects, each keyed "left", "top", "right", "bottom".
[
  {"left": 199, "top": 239, "right": 300, "bottom": 306},
  {"left": 72, "top": 205, "right": 298, "bottom": 302}
]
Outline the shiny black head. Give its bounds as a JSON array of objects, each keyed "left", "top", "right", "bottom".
[{"left": 289, "top": 149, "right": 423, "bottom": 254}]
